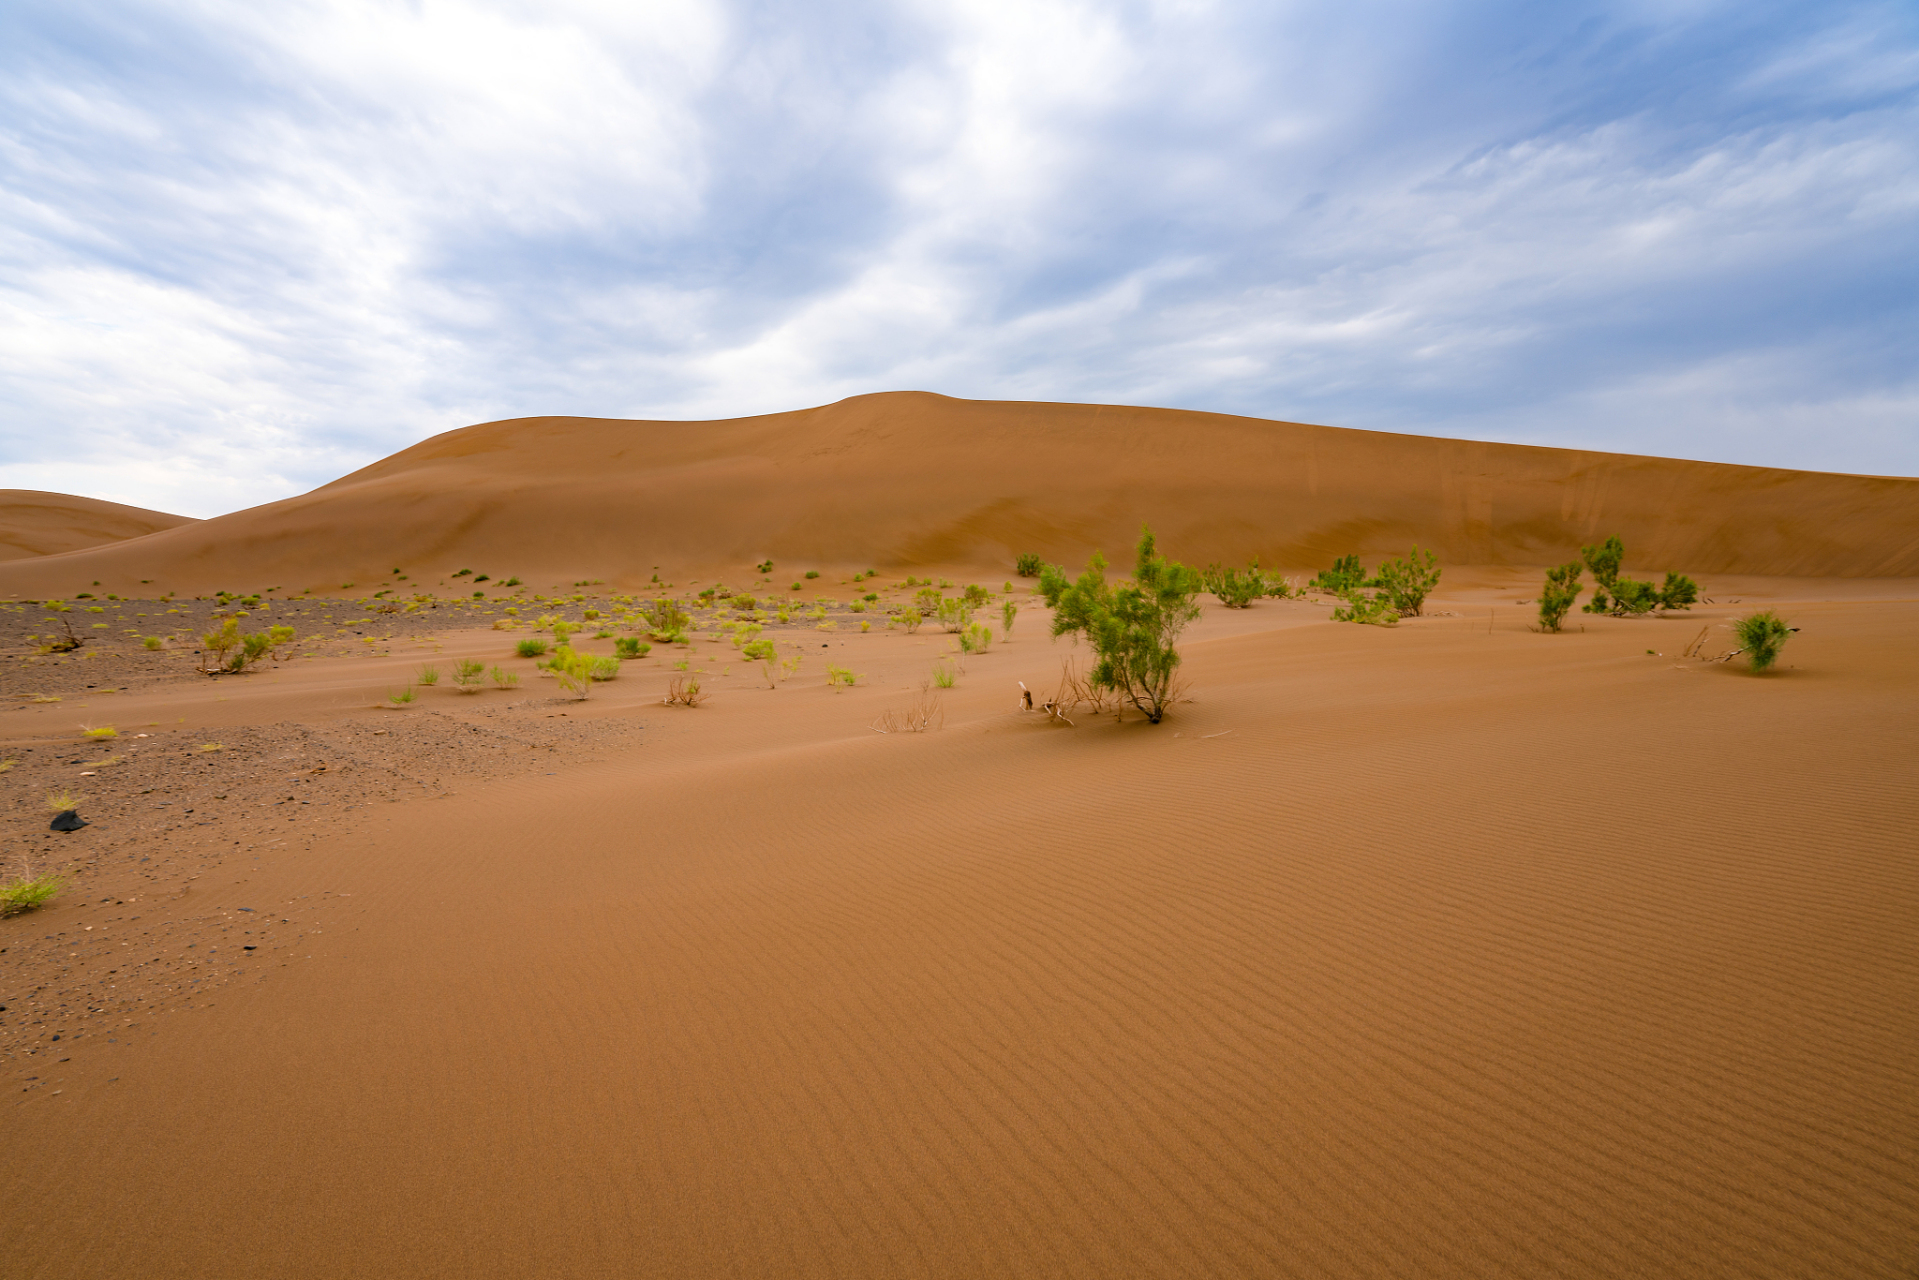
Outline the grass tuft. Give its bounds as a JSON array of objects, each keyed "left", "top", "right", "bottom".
[{"left": 1, "top": 861, "right": 65, "bottom": 917}]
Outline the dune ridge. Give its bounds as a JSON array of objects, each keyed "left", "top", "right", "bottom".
[
  {"left": 2, "top": 392, "right": 1914, "bottom": 598},
  {"left": 0, "top": 489, "right": 196, "bottom": 562}
]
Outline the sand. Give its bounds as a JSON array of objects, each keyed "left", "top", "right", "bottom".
[
  {"left": 2, "top": 399, "right": 1916, "bottom": 1278},
  {"left": 0, "top": 490, "right": 195, "bottom": 563}
]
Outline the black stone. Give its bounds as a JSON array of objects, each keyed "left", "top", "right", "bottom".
[{"left": 49, "top": 810, "right": 88, "bottom": 832}]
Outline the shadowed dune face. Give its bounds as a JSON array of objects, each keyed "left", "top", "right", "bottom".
[
  {"left": 1, "top": 392, "right": 1915, "bottom": 596},
  {"left": 0, "top": 490, "right": 196, "bottom": 562}
]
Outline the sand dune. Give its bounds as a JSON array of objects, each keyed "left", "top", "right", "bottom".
[
  {"left": 0, "top": 489, "right": 196, "bottom": 562},
  {"left": 2, "top": 392, "right": 1915, "bottom": 599}
]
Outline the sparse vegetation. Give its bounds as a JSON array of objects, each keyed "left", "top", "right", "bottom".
[
  {"left": 82, "top": 725, "right": 116, "bottom": 739},
  {"left": 1201, "top": 559, "right": 1272, "bottom": 608},
  {"left": 614, "top": 636, "right": 650, "bottom": 659},
  {"left": 45, "top": 789, "right": 77, "bottom": 813},
  {"left": 1001, "top": 600, "right": 1018, "bottom": 636},
  {"left": 931, "top": 661, "right": 956, "bottom": 689},
  {"left": 1580, "top": 536, "right": 1699, "bottom": 616},
  {"left": 451, "top": 659, "right": 487, "bottom": 692},
  {"left": 489, "top": 665, "right": 519, "bottom": 689},
  {"left": 516, "top": 638, "right": 549, "bottom": 659},
  {"left": 1309, "top": 555, "right": 1367, "bottom": 595},
  {"left": 142, "top": 635, "right": 165, "bottom": 650},
  {"left": 1734, "top": 610, "right": 1794, "bottom": 673},
  {"left": 825, "top": 663, "right": 861, "bottom": 689},
  {"left": 1373, "top": 546, "right": 1441, "bottom": 616},
  {"left": 417, "top": 665, "right": 441, "bottom": 685},
  {"left": 663, "top": 673, "right": 707, "bottom": 706},
  {"left": 1015, "top": 552, "right": 1043, "bottom": 577},
  {"left": 1039, "top": 527, "right": 1201, "bottom": 724},
  {"left": 642, "top": 598, "right": 690, "bottom": 643},
  {"left": 387, "top": 686, "right": 416, "bottom": 705},
  {"left": 1330, "top": 592, "right": 1398, "bottom": 626},
  {"left": 896, "top": 607, "right": 924, "bottom": 634},
  {"left": 1, "top": 860, "right": 65, "bottom": 917},
  {"left": 1538, "top": 561, "right": 1582, "bottom": 633}
]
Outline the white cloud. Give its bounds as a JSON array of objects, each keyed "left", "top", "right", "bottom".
[{"left": 0, "top": 0, "right": 1914, "bottom": 515}]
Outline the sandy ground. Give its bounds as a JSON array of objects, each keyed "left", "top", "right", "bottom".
[{"left": 3, "top": 573, "right": 1915, "bottom": 1278}]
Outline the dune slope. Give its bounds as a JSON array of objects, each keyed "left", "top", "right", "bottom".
[
  {"left": 1, "top": 393, "right": 1914, "bottom": 597},
  {"left": 0, "top": 490, "right": 196, "bottom": 562}
]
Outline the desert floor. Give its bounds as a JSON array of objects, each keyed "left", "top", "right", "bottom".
[{"left": 3, "top": 573, "right": 1916, "bottom": 1279}]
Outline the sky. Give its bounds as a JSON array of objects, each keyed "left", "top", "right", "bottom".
[{"left": 2, "top": 0, "right": 1916, "bottom": 517}]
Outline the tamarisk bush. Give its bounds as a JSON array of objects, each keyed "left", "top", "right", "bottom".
[
  {"left": 1373, "top": 547, "right": 1441, "bottom": 616},
  {"left": 1581, "top": 536, "right": 1698, "bottom": 616},
  {"left": 1734, "top": 610, "right": 1794, "bottom": 673},
  {"left": 1538, "top": 562, "right": 1582, "bottom": 632},
  {"left": 1039, "top": 526, "right": 1200, "bottom": 724}
]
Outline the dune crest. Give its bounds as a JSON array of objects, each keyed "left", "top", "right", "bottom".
[
  {"left": 0, "top": 490, "right": 197, "bottom": 563},
  {"left": 2, "top": 393, "right": 1914, "bottom": 595}
]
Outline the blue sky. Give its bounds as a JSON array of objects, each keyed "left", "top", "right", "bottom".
[{"left": 2, "top": 0, "right": 1915, "bottom": 516}]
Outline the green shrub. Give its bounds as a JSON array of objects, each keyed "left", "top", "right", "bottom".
[
  {"left": 1330, "top": 592, "right": 1398, "bottom": 627},
  {"left": 142, "top": 635, "right": 164, "bottom": 651},
  {"left": 1039, "top": 526, "right": 1201, "bottom": 724},
  {"left": 896, "top": 607, "right": 923, "bottom": 634},
  {"left": 960, "top": 622, "right": 992, "bottom": 653},
  {"left": 730, "top": 594, "right": 757, "bottom": 611},
  {"left": 1309, "top": 555, "right": 1367, "bottom": 594},
  {"left": 931, "top": 661, "right": 956, "bottom": 689},
  {"left": 546, "top": 647, "right": 600, "bottom": 699},
  {"left": 417, "top": 664, "right": 441, "bottom": 686},
  {"left": 387, "top": 686, "right": 416, "bottom": 705},
  {"left": 804, "top": 570, "right": 820, "bottom": 579},
  {"left": 1374, "top": 547, "right": 1441, "bottom": 616},
  {"left": 1538, "top": 561, "right": 1582, "bottom": 632},
  {"left": 825, "top": 663, "right": 860, "bottom": 689},
  {"left": 516, "top": 638, "right": 548, "bottom": 658},
  {"left": 936, "top": 597, "right": 972, "bottom": 632},
  {"left": 1734, "top": 610, "right": 1794, "bottom": 673},
  {"left": 756, "top": 559, "right": 774, "bottom": 574},
  {"left": 0, "top": 862, "right": 64, "bottom": 917},
  {"left": 451, "top": 659, "right": 486, "bottom": 692},
  {"left": 962, "top": 583, "right": 990, "bottom": 607},
  {"left": 1202, "top": 559, "right": 1270, "bottom": 608},
  {"left": 489, "top": 665, "right": 519, "bottom": 689},
  {"left": 614, "top": 636, "right": 649, "bottom": 659},
  {"left": 641, "top": 598, "right": 690, "bottom": 642},
  {"left": 1001, "top": 600, "right": 1017, "bottom": 635},
  {"left": 82, "top": 725, "right": 116, "bottom": 739},
  {"left": 1657, "top": 572, "right": 1698, "bottom": 610},
  {"left": 1015, "top": 552, "right": 1043, "bottom": 577}
]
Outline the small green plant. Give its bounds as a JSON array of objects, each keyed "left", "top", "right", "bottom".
[
  {"left": 489, "top": 665, "right": 519, "bottom": 689},
  {"left": 451, "top": 659, "right": 487, "bottom": 692},
  {"left": 1538, "top": 561, "right": 1582, "bottom": 632},
  {"left": 1373, "top": 546, "right": 1441, "bottom": 617},
  {"left": 642, "top": 598, "right": 690, "bottom": 642},
  {"left": 1015, "top": 552, "right": 1043, "bottom": 577},
  {"left": 1733, "top": 610, "right": 1794, "bottom": 673},
  {"left": 790, "top": 581, "right": 803, "bottom": 591},
  {"left": 614, "top": 636, "right": 650, "bottom": 659},
  {"left": 805, "top": 570, "right": 820, "bottom": 580},
  {"left": 0, "top": 860, "right": 65, "bottom": 917},
  {"left": 730, "top": 594, "right": 757, "bottom": 611},
  {"left": 82, "top": 725, "right": 117, "bottom": 739},
  {"left": 45, "top": 789, "right": 77, "bottom": 813},
  {"left": 1309, "top": 555, "right": 1367, "bottom": 594},
  {"left": 546, "top": 647, "right": 595, "bottom": 699},
  {"left": 936, "top": 597, "right": 972, "bottom": 632},
  {"left": 663, "top": 672, "right": 706, "bottom": 706},
  {"left": 516, "top": 638, "right": 549, "bottom": 658},
  {"left": 960, "top": 622, "right": 992, "bottom": 653},
  {"left": 551, "top": 618, "right": 580, "bottom": 645},
  {"left": 1201, "top": 559, "right": 1271, "bottom": 608},
  {"left": 1657, "top": 572, "right": 1699, "bottom": 610},
  {"left": 594, "top": 629, "right": 614, "bottom": 639},
  {"left": 388, "top": 686, "right": 417, "bottom": 705},
  {"left": 1001, "top": 600, "right": 1017, "bottom": 636},
  {"left": 1330, "top": 592, "right": 1398, "bottom": 626},
  {"left": 825, "top": 663, "right": 860, "bottom": 689},
  {"left": 896, "top": 608, "right": 923, "bottom": 634},
  {"left": 416, "top": 664, "right": 441, "bottom": 686},
  {"left": 756, "top": 560, "right": 774, "bottom": 574},
  {"left": 931, "top": 661, "right": 956, "bottom": 689},
  {"left": 1577, "top": 536, "right": 1697, "bottom": 616},
  {"left": 142, "top": 635, "right": 164, "bottom": 651}
]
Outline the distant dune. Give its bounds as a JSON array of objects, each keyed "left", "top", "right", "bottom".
[
  {"left": 0, "top": 489, "right": 196, "bottom": 563},
  {"left": 1, "top": 392, "right": 1914, "bottom": 596}
]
